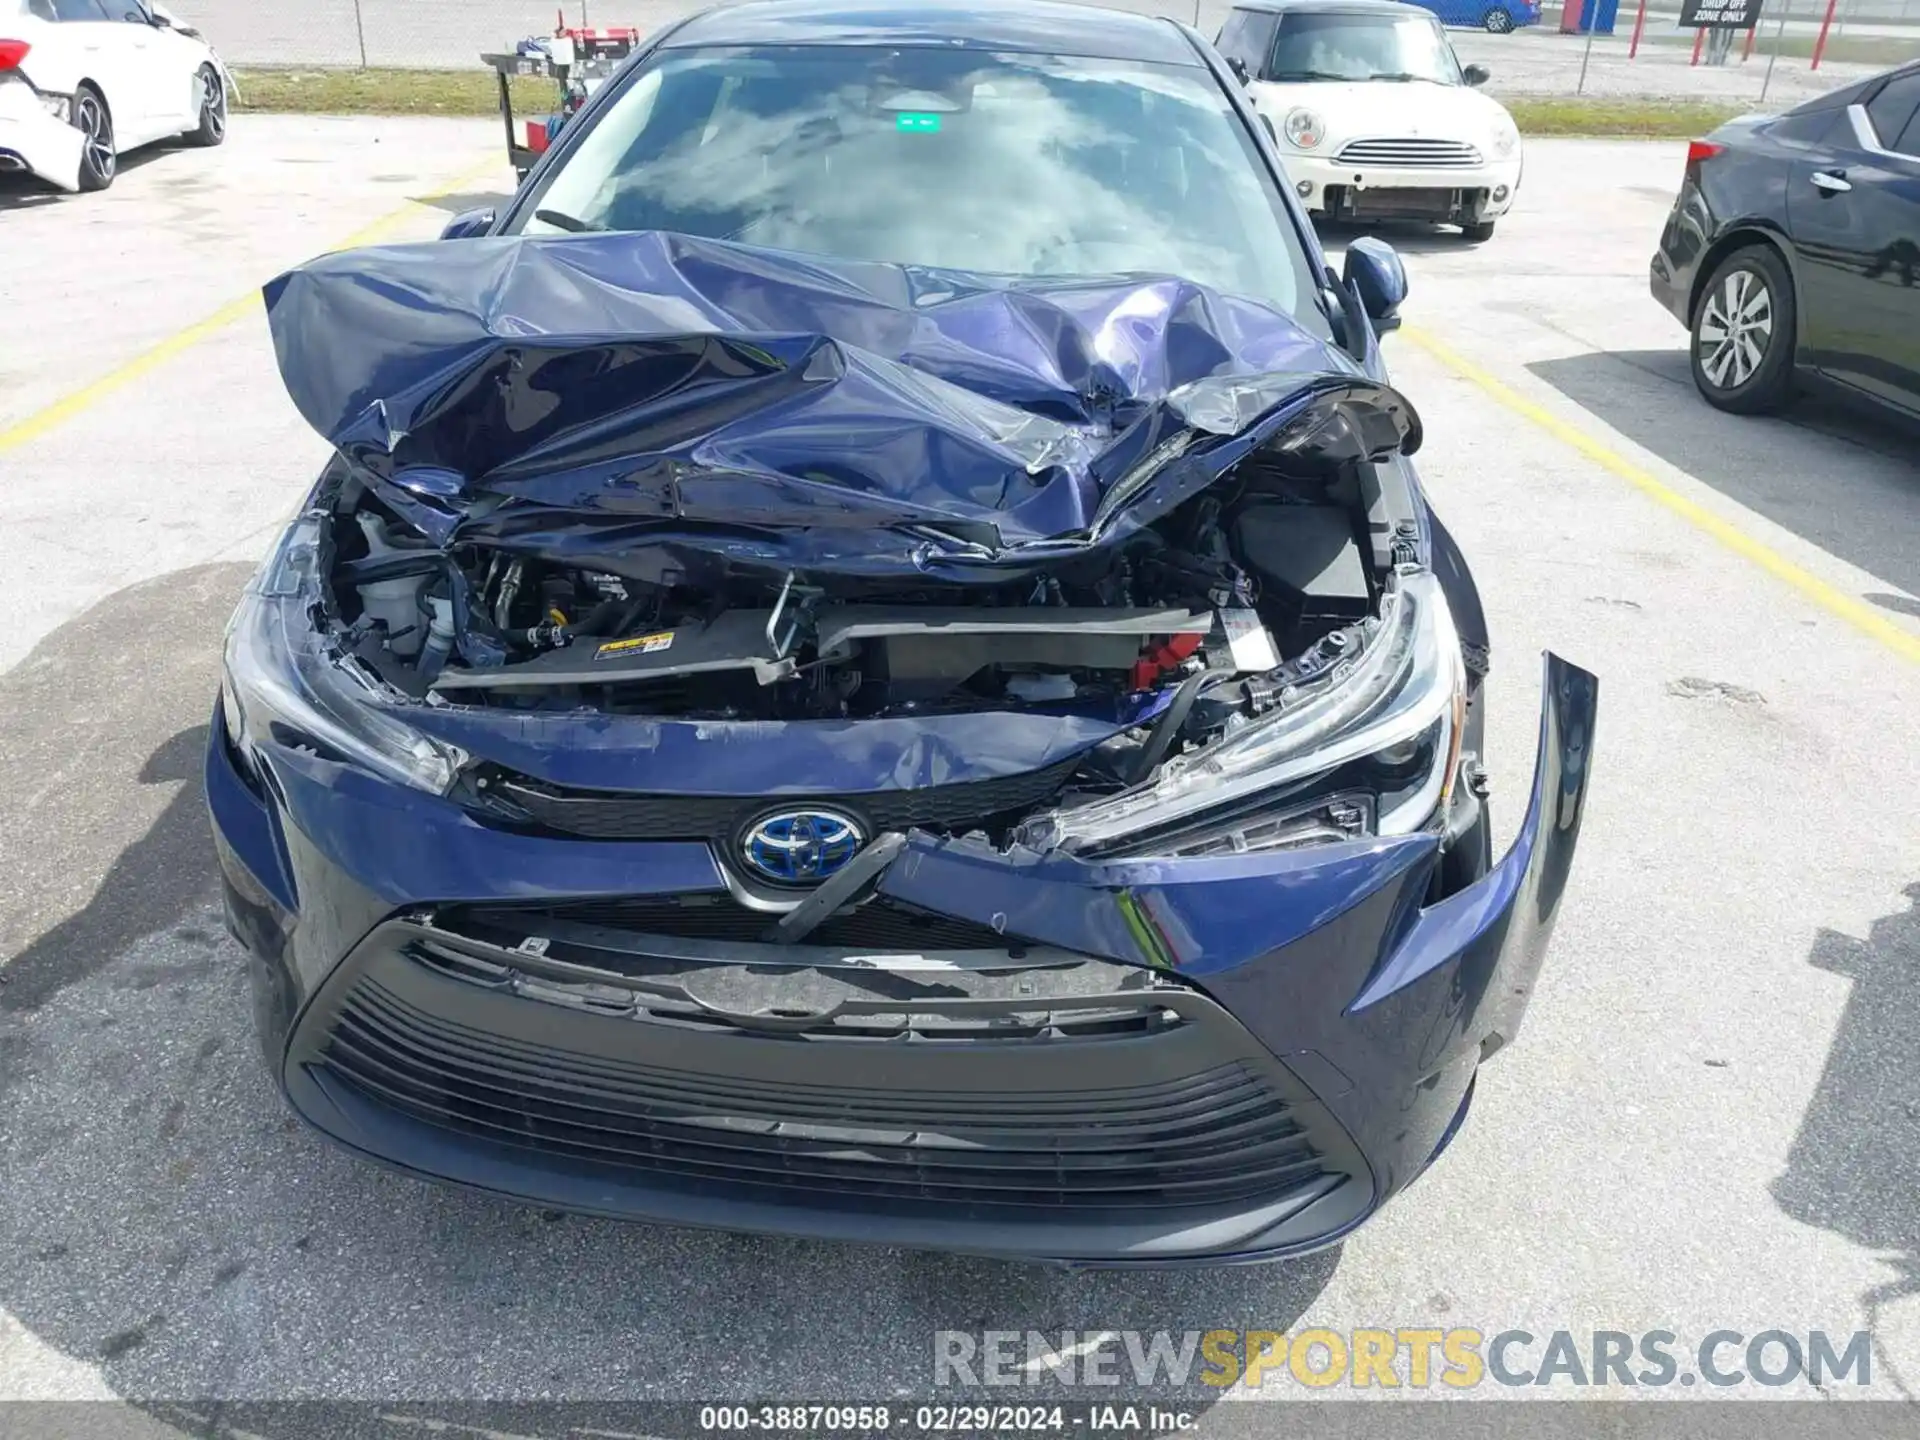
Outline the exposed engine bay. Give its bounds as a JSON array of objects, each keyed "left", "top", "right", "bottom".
[
  {"left": 331, "top": 437, "right": 1401, "bottom": 714},
  {"left": 254, "top": 232, "right": 1473, "bottom": 867},
  {"left": 307, "top": 419, "right": 1436, "bottom": 847}
]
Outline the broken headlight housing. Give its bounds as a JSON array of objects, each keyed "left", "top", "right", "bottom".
[
  {"left": 221, "top": 512, "right": 468, "bottom": 795},
  {"left": 1019, "top": 570, "right": 1465, "bottom": 857}
]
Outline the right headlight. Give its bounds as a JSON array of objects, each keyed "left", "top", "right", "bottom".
[
  {"left": 222, "top": 511, "right": 468, "bottom": 796},
  {"left": 1017, "top": 570, "right": 1466, "bottom": 857},
  {"left": 1284, "top": 106, "right": 1327, "bottom": 150}
]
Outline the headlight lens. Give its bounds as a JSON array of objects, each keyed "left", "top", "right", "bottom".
[
  {"left": 1018, "top": 570, "right": 1466, "bottom": 856},
  {"left": 1491, "top": 122, "right": 1520, "bottom": 158},
  {"left": 222, "top": 511, "right": 467, "bottom": 795},
  {"left": 1284, "top": 107, "right": 1327, "bottom": 150}
]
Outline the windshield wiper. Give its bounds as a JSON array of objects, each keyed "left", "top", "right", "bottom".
[
  {"left": 1369, "top": 71, "right": 1444, "bottom": 82},
  {"left": 1268, "top": 68, "right": 1355, "bottom": 81},
  {"left": 533, "top": 208, "right": 605, "bottom": 233}
]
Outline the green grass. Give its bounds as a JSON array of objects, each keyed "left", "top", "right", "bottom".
[
  {"left": 232, "top": 67, "right": 552, "bottom": 118},
  {"left": 1504, "top": 96, "right": 1752, "bottom": 135},
  {"left": 234, "top": 66, "right": 1755, "bottom": 137}
]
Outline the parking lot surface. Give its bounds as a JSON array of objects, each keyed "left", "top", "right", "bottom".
[{"left": 0, "top": 117, "right": 1917, "bottom": 1417}]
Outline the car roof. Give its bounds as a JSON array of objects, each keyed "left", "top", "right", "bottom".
[
  {"left": 1226, "top": 0, "right": 1423, "bottom": 15},
  {"left": 659, "top": 0, "right": 1204, "bottom": 64}
]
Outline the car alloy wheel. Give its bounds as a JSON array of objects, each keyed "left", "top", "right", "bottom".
[
  {"left": 1483, "top": 7, "right": 1515, "bottom": 31},
  {"left": 75, "top": 89, "right": 115, "bottom": 187},
  {"left": 1696, "top": 265, "right": 1774, "bottom": 391},
  {"left": 200, "top": 68, "right": 227, "bottom": 143}
]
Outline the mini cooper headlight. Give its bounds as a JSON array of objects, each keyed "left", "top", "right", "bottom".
[
  {"left": 1284, "top": 107, "right": 1327, "bottom": 150},
  {"left": 1491, "top": 120, "right": 1520, "bottom": 158}
]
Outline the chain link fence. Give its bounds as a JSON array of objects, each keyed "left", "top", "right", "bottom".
[{"left": 195, "top": 0, "right": 1918, "bottom": 105}]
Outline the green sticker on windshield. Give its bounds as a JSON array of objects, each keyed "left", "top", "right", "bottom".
[{"left": 895, "top": 112, "right": 942, "bottom": 134}]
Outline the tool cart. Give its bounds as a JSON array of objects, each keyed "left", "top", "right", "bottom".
[{"left": 481, "top": 16, "right": 640, "bottom": 181}]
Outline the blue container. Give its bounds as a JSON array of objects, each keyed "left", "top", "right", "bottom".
[{"left": 1575, "top": 0, "right": 1620, "bottom": 33}]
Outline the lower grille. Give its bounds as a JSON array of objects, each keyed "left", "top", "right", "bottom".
[
  {"left": 306, "top": 957, "right": 1337, "bottom": 1216},
  {"left": 1326, "top": 184, "right": 1467, "bottom": 220}
]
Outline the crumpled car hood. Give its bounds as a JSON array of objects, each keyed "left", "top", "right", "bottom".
[{"left": 263, "top": 231, "right": 1419, "bottom": 586}]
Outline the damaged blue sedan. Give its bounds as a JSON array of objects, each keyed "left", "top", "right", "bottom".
[{"left": 207, "top": 0, "right": 1597, "bottom": 1265}]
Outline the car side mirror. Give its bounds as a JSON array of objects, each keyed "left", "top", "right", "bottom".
[
  {"left": 1463, "top": 63, "right": 1490, "bottom": 86},
  {"left": 1228, "top": 56, "right": 1250, "bottom": 84},
  {"left": 439, "top": 207, "right": 497, "bottom": 240},
  {"left": 1343, "top": 236, "right": 1407, "bottom": 333}
]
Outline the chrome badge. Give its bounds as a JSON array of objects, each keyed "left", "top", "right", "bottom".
[{"left": 741, "top": 809, "right": 865, "bottom": 885}]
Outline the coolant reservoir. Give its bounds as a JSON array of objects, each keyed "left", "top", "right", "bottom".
[{"left": 354, "top": 512, "right": 431, "bottom": 658}]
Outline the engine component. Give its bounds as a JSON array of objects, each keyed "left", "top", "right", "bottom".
[
  {"left": 1233, "top": 503, "right": 1372, "bottom": 623},
  {"left": 417, "top": 597, "right": 457, "bottom": 684},
  {"left": 352, "top": 512, "right": 433, "bottom": 656},
  {"left": 433, "top": 610, "right": 788, "bottom": 693},
  {"left": 1217, "top": 608, "right": 1281, "bottom": 673},
  {"left": 1005, "top": 674, "right": 1078, "bottom": 703}
]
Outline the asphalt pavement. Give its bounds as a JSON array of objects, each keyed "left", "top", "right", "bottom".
[{"left": 0, "top": 118, "right": 1917, "bottom": 1420}]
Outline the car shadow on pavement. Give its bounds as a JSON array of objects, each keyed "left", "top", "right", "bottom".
[
  {"left": 1771, "top": 884, "right": 1920, "bottom": 1398},
  {"left": 1528, "top": 348, "right": 1920, "bottom": 601},
  {"left": 1314, "top": 218, "right": 1488, "bottom": 257},
  {"left": 0, "top": 569, "right": 1339, "bottom": 1411},
  {"left": 0, "top": 147, "right": 186, "bottom": 211},
  {"left": 0, "top": 174, "right": 64, "bottom": 212}
]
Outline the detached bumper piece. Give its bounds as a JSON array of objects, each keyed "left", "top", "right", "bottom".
[{"left": 284, "top": 913, "right": 1372, "bottom": 1263}]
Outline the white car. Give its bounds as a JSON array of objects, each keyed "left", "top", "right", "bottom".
[
  {"left": 0, "top": 0, "right": 230, "bottom": 193},
  {"left": 1216, "top": 0, "right": 1523, "bottom": 241}
]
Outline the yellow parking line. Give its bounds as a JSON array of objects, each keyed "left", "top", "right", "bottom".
[
  {"left": 0, "top": 157, "right": 503, "bottom": 459},
  {"left": 1403, "top": 323, "right": 1920, "bottom": 668}
]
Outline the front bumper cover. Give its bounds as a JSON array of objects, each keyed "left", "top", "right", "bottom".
[
  {"left": 1285, "top": 154, "right": 1524, "bottom": 222},
  {"left": 208, "top": 653, "right": 1597, "bottom": 1265}
]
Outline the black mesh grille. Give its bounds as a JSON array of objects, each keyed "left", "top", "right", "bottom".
[
  {"left": 314, "top": 976, "right": 1331, "bottom": 1213},
  {"left": 485, "top": 758, "right": 1082, "bottom": 841},
  {"left": 447, "top": 895, "right": 1019, "bottom": 952}
]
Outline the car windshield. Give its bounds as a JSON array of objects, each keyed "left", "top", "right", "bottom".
[
  {"left": 1267, "top": 13, "right": 1463, "bottom": 84},
  {"left": 512, "top": 45, "right": 1325, "bottom": 329}
]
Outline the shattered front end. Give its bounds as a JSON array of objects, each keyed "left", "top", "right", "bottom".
[{"left": 208, "top": 233, "right": 1596, "bottom": 1263}]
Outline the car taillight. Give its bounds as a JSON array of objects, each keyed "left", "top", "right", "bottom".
[
  {"left": 0, "top": 40, "right": 29, "bottom": 70},
  {"left": 1685, "top": 139, "right": 1724, "bottom": 166}
]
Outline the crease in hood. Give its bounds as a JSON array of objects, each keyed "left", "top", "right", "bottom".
[{"left": 263, "top": 230, "right": 1421, "bottom": 584}]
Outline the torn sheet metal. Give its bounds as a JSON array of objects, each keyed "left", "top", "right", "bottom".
[{"left": 263, "top": 231, "right": 1421, "bottom": 583}]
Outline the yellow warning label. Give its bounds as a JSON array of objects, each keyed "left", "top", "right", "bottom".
[{"left": 595, "top": 630, "right": 674, "bottom": 660}]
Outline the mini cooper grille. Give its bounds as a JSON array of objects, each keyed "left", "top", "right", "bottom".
[
  {"left": 314, "top": 978, "right": 1333, "bottom": 1212},
  {"left": 484, "top": 758, "right": 1082, "bottom": 842},
  {"left": 1334, "top": 138, "right": 1483, "bottom": 167}
]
